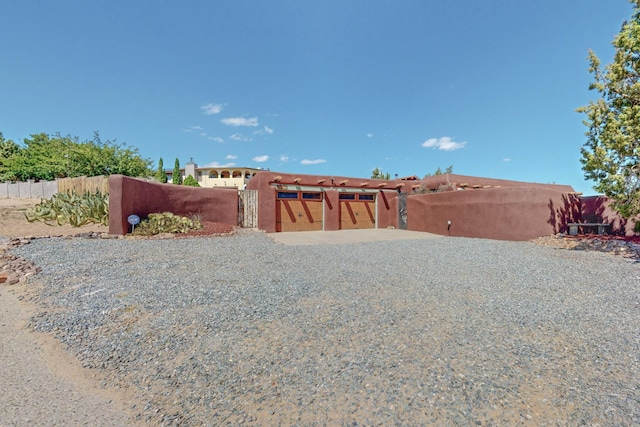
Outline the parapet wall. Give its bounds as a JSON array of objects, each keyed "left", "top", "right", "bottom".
[
  {"left": 407, "top": 187, "right": 581, "bottom": 241},
  {"left": 109, "top": 175, "right": 238, "bottom": 235}
]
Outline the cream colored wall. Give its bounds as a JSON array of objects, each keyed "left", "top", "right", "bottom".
[
  {"left": 199, "top": 175, "right": 248, "bottom": 188},
  {"left": 196, "top": 168, "right": 259, "bottom": 188}
]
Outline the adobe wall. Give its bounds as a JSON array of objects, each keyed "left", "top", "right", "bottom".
[
  {"left": 109, "top": 175, "right": 238, "bottom": 235},
  {"left": 246, "top": 171, "right": 400, "bottom": 232},
  {"left": 407, "top": 187, "right": 581, "bottom": 241},
  {"left": 581, "top": 195, "right": 638, "bottom": 236}
]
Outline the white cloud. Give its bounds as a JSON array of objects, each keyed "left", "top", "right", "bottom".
[
  {"left": 226, "top": 154, "right": 238, "bottom": 160},
  {"left": 209, "top": 136, "right": 224, "bottom": 143},
  {"left": 205, "top": 161, "right": 236, "bottom": 167},
  {"left": 502, "top": 157, "right": 512, "bottom": 162},
  {"left": 366, "top": 133, "right": 373, "bottom": 138},
  {"left": 200, "top": 132, "right": 207, "bottom": 137},
  {"left": 280, "top": 155, "right": 289, "bottom": 162},
  {"left": 253, "top": 155, "right": 269, "bottom": 162},
  {"left": 253, "top": 125, "right": 274, "bottom": 136},
  {"left": 301, "top": 159, "right": 326, "bottom": 165},
  {"left": 221, "top": 117, "right": 259, "bottom": 127},
  {"left": 422, "top": 136, "right": 467, "bottom": 151},
  {"left": 183, "top": 125, "right": 203, "bottom": 132},
  {"left": 201, "top": 103, "right": 224, "bottom": 115},
  {"left": 229, "top": 133, "right": 251, "bottom": 142}
]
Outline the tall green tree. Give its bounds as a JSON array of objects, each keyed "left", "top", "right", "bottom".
[
  {"left": 0, "top": 133, "right": 21, "bottom": 181},
  {"left": 371, "top": 167, "right": 391, "bottom": 179},
  {"left": 424, "top": 165, "right": 453, "bottom": 178},
  {"left": 156, "top": 158, "right": 167, "bottom": 183},
  {"left": 578, "top": 0, "right": 640, "bottom": 218},
  {"left": 172, "top": 158, "right": 182, "bottom": 185}
]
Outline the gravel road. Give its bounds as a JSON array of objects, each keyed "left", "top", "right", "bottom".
[{"left": 7, "top": 232, "right": 640, "bottom": 425}]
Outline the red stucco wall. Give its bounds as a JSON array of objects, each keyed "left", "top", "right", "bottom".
[
  {"left": 581, "top": 195, "right": 638, "bottom": 236},
  {"left": 377, "top": 190, "right": 399, "bottom": 229},
  {"left": 407, "top": 187, "right": 581, "bottom": 241},
  {"left": 109, "top": 175, "right": 238, "bottom": 235}
]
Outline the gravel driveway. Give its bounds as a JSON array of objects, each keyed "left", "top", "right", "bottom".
[{"left": 7, "top": 231, "right": 640, "bottom": 425}]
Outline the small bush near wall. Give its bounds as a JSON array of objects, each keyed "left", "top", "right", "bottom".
[{"left": 131, "top": 212, "right": 202, "bottom": 235}]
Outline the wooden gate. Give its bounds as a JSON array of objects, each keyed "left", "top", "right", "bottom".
[{"left": 239, "top": 190, "right": 258, "bottom": 228}]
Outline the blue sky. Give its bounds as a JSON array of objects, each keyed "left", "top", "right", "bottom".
[{"left": 1, "top": 1, "right": 634, "bottom": 195}]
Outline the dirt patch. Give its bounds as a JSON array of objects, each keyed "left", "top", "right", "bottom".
[{"left": 0, "top": 199, "right": 107, "bottom": 238}]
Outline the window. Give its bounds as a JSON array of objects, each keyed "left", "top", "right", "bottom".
[
  {"left": 209, "top": 171, "right": 219, "bottom": 178},
  {"left": 359, "top": 194, "right": 375, "bottom": 201},
  {"left": 339, "top": 193, "right": 356, "bottom": 200},
  {"left": 302, "top": 192, "right": 322, "bottom": 200},
  {"left": 277, "top": 192, "right": 298, "bottom": 199},
  {"left": 232, "top": 170, "right": 242, "bottom": 178},
  {"left": 220, "top": 170, "right": 230, "bottom": 178}
]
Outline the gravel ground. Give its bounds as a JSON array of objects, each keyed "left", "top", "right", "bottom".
[
  {"left": 9, "top": 232, "right": 640, "bottom": 425},
  {"left": 0, "top": 283, "right": 132, "bottom": 426}
]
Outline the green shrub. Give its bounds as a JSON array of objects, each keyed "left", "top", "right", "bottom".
[
  {"left": 183, "top": 175, "right": 200, "bottom": 187},
  {"left": 25, "top": 190, "right": 109, "bottom": 226},
  {"left": 131, "top": 212, "right": 202, "bottom": 236}
]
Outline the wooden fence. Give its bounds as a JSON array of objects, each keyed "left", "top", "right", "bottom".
[
  {"left": 1, "top": 176, "right": 109, "bottom": 200},
  {"left": 57, "top": 176, "right": 109, "bottom": 194}
]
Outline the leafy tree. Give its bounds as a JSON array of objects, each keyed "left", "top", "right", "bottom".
[
  {"left": 0, "top": 133, "right": 21, "bottom": 181},
  {"left": 0, "top": 132, "right": 151, "bottom": 181},
  {"left": 371, "top": 167, "right": 391, "bottom": 179},
  {"left": 172, "top": 158, "right": 182, "bottom": 185},
  {"left": 578, "top": 0, "right": 640, "bottom": 218},
  {"left": 424, "top": 165, "right": 453, "bottom": 178},
  {"left": 183, "top": 175, "right": 200, "bottom": 187},
  {"left": 156, "top": 158, "right": 168, "bottom": 183}
]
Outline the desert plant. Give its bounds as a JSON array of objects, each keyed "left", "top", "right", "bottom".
[
  {"left": 436, "top": 183, "right": 455, "bottom": 192},
  {"left": 131, "top": 212, "right": 202, "bottom": 236},
  {"left": 25, "top": 190, "right": 109, "bottom": 226},
  {"left": 412, "top": 185, "right": 431, "bottom": 194}
]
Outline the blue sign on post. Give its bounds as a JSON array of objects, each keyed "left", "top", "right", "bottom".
[{"left": 127, "top": 214, "right": 141, "bottom": 233}]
